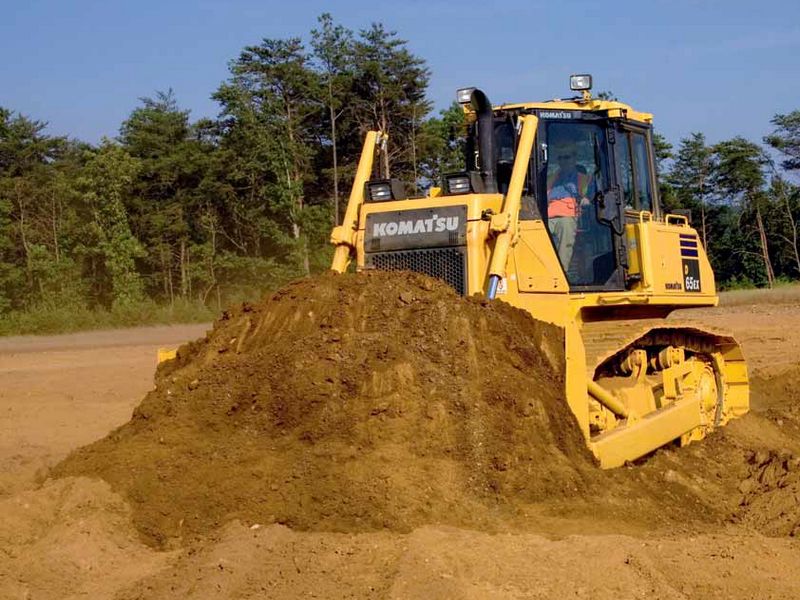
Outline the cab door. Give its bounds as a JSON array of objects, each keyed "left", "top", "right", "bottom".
[
  {"left": 612, "top": 124, "right": 658, "bottom": 218},
  {"left": 535, "top": 118, "right": 626, "bottom": 291}
]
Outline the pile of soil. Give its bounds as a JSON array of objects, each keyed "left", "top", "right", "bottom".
[
  {"left": 55, "top": 271, "right": 596, "bottom": 547},
  {"left": 735, "top": 450, "right": 800, "bottom": 536}
]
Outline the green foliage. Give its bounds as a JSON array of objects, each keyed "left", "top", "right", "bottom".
[
  {"left": 765, "top": 110, "right": 800, "bottom": 172},
  {"left": 1, "top": 14, "right": 800, "bottom": 335},
  {"left": 418, "top": 102, "right": 466, "bottom": 187},
  {"left": 80, "top": 142, "right": 145, "bottom": 307},
  {"left": 712, "top": 137, "right": 768, "bottom": 201},
  {"left": 0, "top": 297, "right": 214, "bottom": 337},
  {"left": 668, "top": 133, "right": 714, "bottom": 206},
  {"left": 351, "top": 22, "right": 431, "bottom": 182}
]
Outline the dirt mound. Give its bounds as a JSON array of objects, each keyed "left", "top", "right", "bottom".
[
  {"left": 735, "top": 450, "right": 800, "bottom": 536},
  {"left": 0, "top": 476, "right": 169, "bottom": 599},
  {"left": 6, "top": 482, "right": 800, "bottom": 600},
  {"left": 54, "top": 271, "right": 596, "bottom": 547}
]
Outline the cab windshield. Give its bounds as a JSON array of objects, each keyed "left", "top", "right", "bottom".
[{"left": 537, "top": 120, "right": 616, "bottom": 287}]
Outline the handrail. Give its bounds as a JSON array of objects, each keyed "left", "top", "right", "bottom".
[{"left": 665, "top": 213, "right": 689, "bottom": 226}]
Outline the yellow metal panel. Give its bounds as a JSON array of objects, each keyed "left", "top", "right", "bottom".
[
  {"left": 358, "top": 193, "right": 503, "bottom": 223},
  {"left": 487, "top": 99, "right": 654, "bottom": 125},
  {"left": 513, "top": 221, "right": 568, "bottom": 295},
  {"left": 591, "top": 396, "right": 703, "bottom": 468},
  {"left": 566, "top": 323, "right": 591, "bottom": 439},
  {"left": 157, "top": 347, "right": 177, "bottom": 364},
  {"left": 604, "top": 218, "right": 717, "bottom": 308}
]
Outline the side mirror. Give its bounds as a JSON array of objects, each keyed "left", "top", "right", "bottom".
[{"left": 595, "top": 187, "right": 624, "bottom": 235}]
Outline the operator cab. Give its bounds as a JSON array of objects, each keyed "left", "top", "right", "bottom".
[{"left": 456, "top": 77, "right": 660, "bottom": 292}]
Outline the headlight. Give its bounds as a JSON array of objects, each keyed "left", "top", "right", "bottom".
[
  {"left": 456, "top": 87, "right": 475, "bottom": 105},
  {"left": 365, "top": 179, "right": 407, "bottom": 202},
  {"left": 444, "top": 173, "right": 472, "bottom": 195},
  {"left": 569, "top": 74, "right": 592, "bottom": 91}
]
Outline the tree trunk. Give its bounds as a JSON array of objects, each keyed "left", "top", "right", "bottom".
[
  {"left": 285, "top": 100, "right": 310, "bottom": 277},
  {"left": 16, "top": 182, "right": 34, "bottom": 289},
  {"left": 332, "top": 106, "right": 339, "bottom": 224},
  {"left": 51, "top": 188, "right": 60, "bottom": 262},
  {"left": 698, "top": 156, "right": 709, "bottom": 248},
  {"left": 700, "top": 205, "right": 707, "bottom": 249},
  {"left": 179, "top": 239, "right": 188, "bottom": 299},
  {"left": 328, "top": 79, "right": 340, "bottom": 225},
  {"left": 203, "top": 212, "right": 219, "bottom": 308},
  {"left": 755, "top": 206, "right": 775, "bottom": 288},
  {"left": 779, "top": 182, "right": 800, "bottom": 274},
  {"left": 379, "top": 98, "right": 390, "bottom": 177},
  {"left": 411, "top": 104, "right": 418, "bottom": 194}
]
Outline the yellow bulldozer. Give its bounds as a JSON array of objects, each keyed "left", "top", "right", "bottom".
[{"left": 330, "top": 74, "right": 749, "bottom": 468}]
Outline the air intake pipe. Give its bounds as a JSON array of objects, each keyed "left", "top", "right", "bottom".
[{"left": 470, "top": 89, "right": 497, "bottom": 194}]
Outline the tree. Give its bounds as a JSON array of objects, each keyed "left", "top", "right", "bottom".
[
  {"left": 215, "top": 37, "right": 322, "bottom": 276},
  {"left": 119, "top": 91, "right": 213, "bottom": 303},
  {"left": 417, "top": 102, "right": 466, "bottom": 187},
  {"left": 765, "top": 110, "right": 800, "bottom": 275},
  {"left": 764, "top": 175, "right": 800, "bottom": 276},
  {"left": 765, "top": 110, "right": 800, "bottom": 172},
  {"left": 311, "top": 13, "right": 354, "bottom": 224},
  {"left": 652, "top": 132, "right": 672, "bottom": 173},
  {"left": 595, "top": 91, "right": 617, "bottom": 101},
  {"left": 713, "top": 137, "right": 774, "bottom": 287},
  {"left": 667, "top": 133, "right": 714, "bottom": 246},
  {"left": 351, "top": 23, "right": 431, "bottom": 182},
  {"left": 0, "top": 109, "right": 78, "bottom": 310},
  {"left": 80, "top": 142, "right": 144, "bottom": 308}
]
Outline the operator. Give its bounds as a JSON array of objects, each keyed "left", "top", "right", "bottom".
[{"left": 547, "top": 142, "right": 594, "bottom": 270}]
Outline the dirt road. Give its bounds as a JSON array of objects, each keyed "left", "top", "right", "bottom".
[
  {"left": 0, "top": 324, "right": 208, "bottom": 496},
  {"left": 1, "top": 301, "right": 800, "bottom": 600}
]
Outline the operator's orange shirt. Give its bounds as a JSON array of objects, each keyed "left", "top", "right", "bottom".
[
  {"left": 548, "top": 197, "right": 579, "bottom": 218},
  {"left": 547, "top": 168, "right": 591, "bottom": 218}
]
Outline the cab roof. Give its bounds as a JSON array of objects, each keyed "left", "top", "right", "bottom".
[{"left": 470, "top": 98, "right": 653, "bottom": 125}]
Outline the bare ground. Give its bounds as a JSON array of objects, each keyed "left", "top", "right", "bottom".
[{"left": 2, "top": 297, "right": 800, "bottom": 600}]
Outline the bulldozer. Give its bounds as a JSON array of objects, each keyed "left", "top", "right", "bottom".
[{"left": 330, "top": 74, "right": 749, "bottom": 468}]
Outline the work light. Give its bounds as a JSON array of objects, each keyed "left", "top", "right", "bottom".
[
  {"left": 444, "top": 173, "right": 472, "bottom": 195},
  {"left": 365, "top": 179, "right": 407, "bottom": 202},
  {"left": 456, "top": 87, "right": 475, "bottom": 105},
  {"left": 569, "top": 74, "right": 592, "bottom": 91}
]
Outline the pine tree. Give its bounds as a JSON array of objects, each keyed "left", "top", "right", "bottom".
[
  {"left": 713, "top": 137, "right": 774, "bottom": 287},
  {"left": 215, "top": 38, "right": 322, "bottom": 275},
  {"left": 311, "top": 13, "right": 354, "bottom": 224},
  {"left": 765, "top": 110, "right": 800, "bottom": 172},
  {"left": 417, "top": 102, "right": 466, "bottom": 188},
  {"left": 351, "top": 23, "right": 431, "bottom": 181},
  {"left": 667, "top": 133, "right": 714, "bottom": 246}
]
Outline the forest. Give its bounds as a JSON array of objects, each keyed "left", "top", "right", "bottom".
[{"left": 1, "top": 14, "right": 799, "bottom": 333}]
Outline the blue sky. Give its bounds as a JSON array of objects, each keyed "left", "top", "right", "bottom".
[{"left": 2, "top": 0, "right": 799, "bottom": 150}]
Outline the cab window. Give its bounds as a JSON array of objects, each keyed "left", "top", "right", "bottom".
[
  {"left": 632, "top": 133, "right": 653, "bottom": 211},
  {"left": 537, "top": 121, "right": 617, "bottom": 287},
  {"left": 617, "top": 128, "right": 655, "bottom": 213},
  {"left": 616, "top": 133, "right": 634, "bottom": 209}
]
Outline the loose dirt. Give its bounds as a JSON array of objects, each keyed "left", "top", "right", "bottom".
[
  {"left": 54, "top": 272, "right": 596, "bottom": 546},
  {"left": 3, "top": 274, "right": 800, "bottom": 599}
]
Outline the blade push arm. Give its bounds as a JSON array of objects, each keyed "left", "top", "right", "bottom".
[
  {"left": 330, "top": 131, "right": 385, "bottom": 273},
  {"left": 486, "top": 114, "right": 539, "bottom": 298}
]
